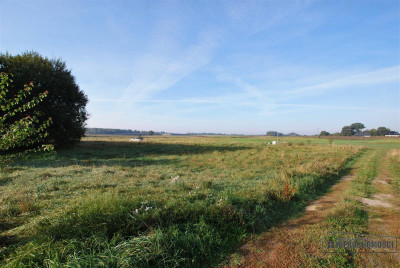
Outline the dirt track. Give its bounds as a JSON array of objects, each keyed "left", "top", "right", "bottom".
[{"left": 225, "top": 150, "right": 400, "bottom": 268}]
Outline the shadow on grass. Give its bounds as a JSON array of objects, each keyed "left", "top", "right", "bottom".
[
  {"left": 1, "top": 149, "right": 365, "bottom": 267},
  {"left": 0, "top": 176, "right": 13, "bottom": 186},
  {"left": 268, "top": 150, "right": 365, "bottom": 227},
  {"left": 0, "top": 221, "right": 19, "bottom": 235},
  {"left": 13, "top": 141, "right": 250, "bottom": 168},
  {"left": 0, "top": 234, "right": 19, "bottom": 248}
]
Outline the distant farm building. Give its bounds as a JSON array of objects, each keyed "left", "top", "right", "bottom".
[
  {"left": 130, "top": 137, "right": 143, "bottom": 142},
  {"left": 385, "top": 131, "right": 400, "bottom": 137},
  {"left": 353, "top": 132, "right": 371, "bottom": 137}
]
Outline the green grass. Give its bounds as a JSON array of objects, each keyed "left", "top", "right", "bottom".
[
  {"left": 0, "top": 136, "right": 396, "bottom": 267},
  {"left": 317, "top": 150, "right": 381, "bottom": 268},
  {"left": 387, "top": 149, "right": 400, "bottom": 193},
  {"left": 191, "top": 135, "right": 400, "bottom": 149}
]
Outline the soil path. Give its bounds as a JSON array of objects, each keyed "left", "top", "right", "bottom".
[
  {"left": 225, "top": 169, "right": 359, "bottom": 267},
  {"left": 225, "top": 150, "right": 399, "bottom": 268},
  {"left": 358, "top": 151, "right": 400, "bottom": 267}
]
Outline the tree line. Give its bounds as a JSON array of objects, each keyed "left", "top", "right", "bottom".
[
  {"left": 266, "top": 131, "right": 300, "bottom": 137},
  {"left": 319, "top": 123, "right": 394, "bottom": 136},
  {"left": 85, "top": 128, "right": 162, "bottom": 136}
]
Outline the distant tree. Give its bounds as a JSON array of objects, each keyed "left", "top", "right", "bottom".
[
  {"left": 266, "top": 131, "right": 284, "bottom": 137},
  {"left": 320, "top": 131, "right": 330, "bottom": 136},
  {"left": 376, "top": 127, "right": 390, "bottom": 136},
  {"left": 0, "top": 52, "right": 88, "bottom": 148},
  {"left": 341, "top": 126, "right": 353, "bottom": 136},
  {"left": 85, "top": 128, "right": 136, "bottom": 135},
  {"left": 148, "top": 130, "right": 154, "bottom": 136},
  {"left": 350, "top": 122, "right": 365, "bottom": 133},
  {"left": 0, "top": 73, "right": 53, "bottom": 168},
  {"left": 368, "top": 129, "right": 377, "bottom": 136}
]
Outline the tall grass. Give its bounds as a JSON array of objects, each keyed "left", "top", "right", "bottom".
[
  {"left": 0, "top": 136, "right": 362, "bottom": 267},
  {"left": 387, "top": 149, "right": 400, "bottom": 193},
  {"left": 319, "top": 150, "right": 380, "bottom": 267}
]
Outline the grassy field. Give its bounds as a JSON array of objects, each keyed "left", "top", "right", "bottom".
[
  {"left": 225, "top": 144, "right": 400, "bottom": 267},
  {"left": 0, "top": 136, "right": 399, "bottom": 267}
]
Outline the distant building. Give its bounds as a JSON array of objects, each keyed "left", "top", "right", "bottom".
[
  {"left": 130, "top": 137, "right": 143, "bottom": 142},
  {"left": 385, "top": 131, "right": 400, "bottom": 137},
  {"left": 353, "top": 132, "right": 371, "bottom": 137}
]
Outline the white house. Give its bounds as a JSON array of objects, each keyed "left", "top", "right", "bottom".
[
  {"left": 385, "top": 131, "right": 400, "bottom": 137},
  {"left": 129, "top": 138, "right": 143, "bottom": 142}
]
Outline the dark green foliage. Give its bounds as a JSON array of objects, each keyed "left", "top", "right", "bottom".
[
  {"left": 0, "top": 52, "right": 88, "bottom": 148},
  {"left": 350, "top": 123, "right": 365, "bottom": 133},
  {"left": 368, "top": 128, "right": 377, "bottom": 136},
  {"left": 350, "top": 127, "right": 391, "bottom": 136},
  {"left": 320, "top": 130, "right": 330, "bottom": 136},
  {"left": 0, "top": 73, "right": 53, "bottom": 168},
  {"left": 376, "top": 127, "right": 390, "bottom": 136},
  {"left": 341, "top": 126, "right": 353, "bottom": 136},
  {"left": 340, "top": 123, "right": 367, "bottom": 136}
]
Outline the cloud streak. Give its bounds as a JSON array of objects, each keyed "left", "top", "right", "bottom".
[
  {"left": 92, "top": 98, "right": 392, "bottom": 111},
  {"left": 121, "top": 27, "right": 219, "bottom": 103},
  {"left": 287, "top": 66, "right": 399, "bottom": 96}
]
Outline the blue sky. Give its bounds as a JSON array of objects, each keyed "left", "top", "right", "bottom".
[{"left": 1, "top": 0, "right": 399, "bottom": 134}]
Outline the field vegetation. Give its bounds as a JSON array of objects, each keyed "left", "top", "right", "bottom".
[
  {"left": 0, "top": 136, "right": 398, "bottom": 267},
  {"left": 388, "top": 149, "right": 400, "bottom": 193}
]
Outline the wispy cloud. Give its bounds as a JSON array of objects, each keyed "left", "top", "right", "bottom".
[
  {"left": 287, "top": 66, "right": 399, "bottom": 96},
  {"left": 214, "top": 69, "right": 279, "bottom": 115},
  {"left": 278, "top": 103, "right": 394, "bottom": 111},
  {"left": 121, "top": 26, "right": 220, "bottom": 103},
  {"left": 224, "top": 0, "right": 311, "bottom": 36},
  {"left": 95, "top": 64, "right": 398, "bottom": 115},
  {"left": 92, "top": 98, "right": 392, "bottom": 111}
]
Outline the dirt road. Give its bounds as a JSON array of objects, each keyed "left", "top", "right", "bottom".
[{"left": 225, "top": 149, "right": 400, "bottom": 268}]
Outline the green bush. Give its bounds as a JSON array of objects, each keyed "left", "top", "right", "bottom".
[
  {"left": 0, "top": 52, "right": 88, "bottom": 148},
  {"left": 0, "top": 72, "right": 53, "bottom": 169}
]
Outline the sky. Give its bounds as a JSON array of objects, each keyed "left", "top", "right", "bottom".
[{"left": 1, "top": 0, "right": 399, "bottom": 135}]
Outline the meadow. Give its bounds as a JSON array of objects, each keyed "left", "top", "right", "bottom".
[{"left": 0, "top": 136, "right": 399, "bottom": 267}]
